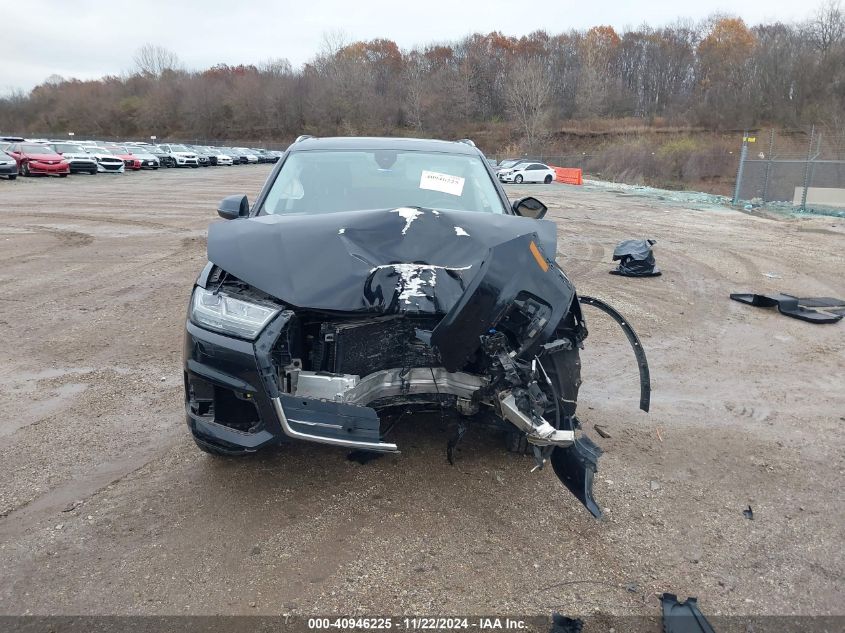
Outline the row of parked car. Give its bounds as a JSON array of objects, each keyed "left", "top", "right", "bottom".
[{"left": 0, "top": 137, "right": 282, "bottom": 179}]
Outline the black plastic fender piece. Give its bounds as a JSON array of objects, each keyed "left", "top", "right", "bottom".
[
  {"left": 550, "top": 434, "right": 603, "bottom": 518},
  {"left": 578, "top": 295, "right": 651, "bottom": 413},
  {"left": 549, "top": 613, "right": 584, "bottom": 633},
  {"left": 661, "top": 593, "right": 717, "bottom": 633},
  {"left": 730, "top": 293, "right": 845, "bottom": 324}
]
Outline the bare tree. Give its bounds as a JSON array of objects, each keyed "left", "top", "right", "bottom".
[
  {"left": 403, "top": 53, "right": 425, "bottom": 130},
  {"left": 505, "top": 59, "right": 553, "bottom": 151},
  {"left": 808, "top": 0, "right": 844, "bottom": 52},
  {"left": 133, "top": 44, "right": 182, "bottom": 77}
]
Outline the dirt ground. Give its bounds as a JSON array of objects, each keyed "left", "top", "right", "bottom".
[{"left": 0, "top": 166, "right": 842, "bottom": 619}]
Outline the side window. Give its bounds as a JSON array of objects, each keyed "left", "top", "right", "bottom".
[{"left": 527, "top": 164, "right": 541, "bottom": 171}]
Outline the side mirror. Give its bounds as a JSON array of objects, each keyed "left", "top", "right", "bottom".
[
  {"left": 218, "top": 194, "right": 249, "bottom": 220},
  {"left": 512, "top": 196, "right": 547, "bottom": 220}
]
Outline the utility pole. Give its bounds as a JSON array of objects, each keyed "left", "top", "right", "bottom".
[
  {"left": 732, "top": 132, "right": 749, "bottom": 205},
  {"left": 799, "top": 125, "right": 815, "bottom": 213}
]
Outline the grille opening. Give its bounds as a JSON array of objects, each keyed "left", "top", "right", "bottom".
[
  {"left": 213, "top": 386, "right": 259, "bottom": 432},
  {"left": 186, "top": 373, "right": 259, "bottom": 433}
]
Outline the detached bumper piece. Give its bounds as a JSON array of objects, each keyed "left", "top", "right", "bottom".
[
  {"left": 550, "top": 434, "right": 603, "bottom": 518},
  {"left": 661, "top": 594, "right": 717, "bottom": 633},
  {"left": 730, "top": 293, "right": 845, "bottom": 324}
]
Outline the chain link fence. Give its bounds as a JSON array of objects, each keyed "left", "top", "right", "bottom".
[{"left": 732, "top": 126, "right": 845, "bottom": 216}]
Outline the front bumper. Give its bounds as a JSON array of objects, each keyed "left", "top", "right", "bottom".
[
  {"left": 68, "top": 159, "right": 97, "bottom": 173},
  {"left": 0, "top": 163, "right": 16, "bottom": 176},
  {"left": 97, "top": 161, "right": 125, "bottom": 173},
  {"left": 184, "top": 320, "right": 403, "bottom": 453},
  {"left": 28, "top": 160, "right": 69, "bottom": 174}
]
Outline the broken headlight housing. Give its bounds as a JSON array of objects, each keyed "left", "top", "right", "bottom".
[{"left": 190, "top": 286, "right": 279, "bottom": 340}]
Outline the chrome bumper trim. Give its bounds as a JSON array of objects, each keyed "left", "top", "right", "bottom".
[{"left": 271, "top": 396, "right": 398, "bottom": 452}]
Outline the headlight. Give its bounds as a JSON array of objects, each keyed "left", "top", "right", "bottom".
[{"left": 190, "top": 286, "right": 279, "bottom": 339}]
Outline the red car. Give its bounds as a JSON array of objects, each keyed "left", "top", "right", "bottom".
[
  {"left": 5, "top": 143, "right": 70, "bottom": 177},
  {"left": 105, "top": 145, "right": 142, "bottom": 171}
]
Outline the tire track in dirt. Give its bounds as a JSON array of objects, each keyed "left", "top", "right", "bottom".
[{"left": 15, "top": 211, "right": 191, "bottom": 233}]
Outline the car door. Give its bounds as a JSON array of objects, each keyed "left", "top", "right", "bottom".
[{"left": 524, "top": 163, "right": 540, "bottom": 182}]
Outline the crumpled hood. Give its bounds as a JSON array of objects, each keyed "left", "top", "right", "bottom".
[{"left": 207, "top": 207, "right": 558, "bottom": 313}]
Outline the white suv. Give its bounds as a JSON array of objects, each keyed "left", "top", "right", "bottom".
[{"left": 158, "top": 144, "right": 199, "bottom": 168}]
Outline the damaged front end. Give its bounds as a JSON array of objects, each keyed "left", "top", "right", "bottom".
[{"left": 184, "top": 207, "right": 650, "bottom": 518}]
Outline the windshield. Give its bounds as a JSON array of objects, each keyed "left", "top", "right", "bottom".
[
  {"left": 170, "top": 145, "right": 189, "bottom": 152},
  {"left": 108, "top": 146, "right": 129, "bottom": 153},
  {"left": 498, "top": 160, "right": 519, "bottom": 168},
  {"left": 89, "top": 147, "right": 112, "bottom": 154},
  {"left": 261, "top": 150, "right": 506, "bottom": 216},
  {"left": 22, "top": 144, "right": 57, "bottom": 154},
  {"left": 53, "top": 144, "right": 86, "bottom": 153}
]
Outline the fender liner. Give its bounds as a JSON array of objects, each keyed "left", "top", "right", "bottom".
[{"left": 578, "top": 295, "right": 651, "bottom": 412}]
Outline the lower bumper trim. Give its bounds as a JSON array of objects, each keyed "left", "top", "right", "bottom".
[{"left": 271, "top": 396, "right": 398, "bottom": 452}]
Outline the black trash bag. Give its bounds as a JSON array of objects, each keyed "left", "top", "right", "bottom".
[{"left": 610, "top": 239, "right": 661, "bottom": 277}]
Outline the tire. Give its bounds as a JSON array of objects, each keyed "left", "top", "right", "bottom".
[
  {"left": 514, "top": 174, "right": 523, "bottom": 184},
  {"left": 8, "top": 174, "right": 16, "bottom": 181},
  {"left": 22, "top": 163, "right": 31, "bottom": 177},
  {"left": 58, "top": 173, "right": 68, "bottom": 178},
  {"left": 505, "top": 430, "right": 532, "bottom": 455},
  {"left": 544, "top": 175, "right": 553, "bottom": 184},
  {"left": 89, "top": 169, "right": 98, "bottom": 175}
]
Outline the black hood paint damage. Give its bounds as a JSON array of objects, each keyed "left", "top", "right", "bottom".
[
  {"left": 204, "top": 207, "right": 650, "bottom": 518},
  {"left": 207, "top": 207, "right": 558, "bottom": 313}
]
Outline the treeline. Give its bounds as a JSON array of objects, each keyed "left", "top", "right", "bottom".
[{"left": 1, "top": 3, "right": 843, "bottom": 152}]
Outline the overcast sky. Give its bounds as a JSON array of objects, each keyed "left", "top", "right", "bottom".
[{"left": 0, "top": 0, "right": 816, "bottom": 94}]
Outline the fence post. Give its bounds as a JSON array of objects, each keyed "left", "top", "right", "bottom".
[
  {"left": 732, "top": 132, "right": 748, "bottom": 205},
  {"left": 800, "top": 124, "right": 815, "bottom": 213},
  {"left": 762, "top": 129, "right": 775, "bottom": 202}
]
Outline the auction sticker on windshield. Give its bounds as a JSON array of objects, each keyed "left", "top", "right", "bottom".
[{"left": 420, "top": 170, "right": 465, "bottom": 196}]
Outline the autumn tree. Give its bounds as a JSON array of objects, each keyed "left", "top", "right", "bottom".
[{"left": 695, "top": 17, "right": 757, "bottom": 127}]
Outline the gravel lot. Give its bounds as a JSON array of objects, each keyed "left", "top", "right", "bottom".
[{"left": 0, "top": 166, "right": 842, "bottom": 619}]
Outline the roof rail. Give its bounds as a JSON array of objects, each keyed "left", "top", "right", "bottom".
[
  {"left": 456, "top": 138, "right": 476, "bottom": 147},
  {"left": 294, "top": 135, "right": 315, "bottom": 143}
]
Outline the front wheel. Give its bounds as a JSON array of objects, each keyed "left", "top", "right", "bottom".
[
  {"left": 58, "top": 173, "right": 68, "bottom": 178},
  {"left": 505, "top": 429, "right": 532, "bottom": 454},
  {"left": 544, "top": 175, "right": 553, "bottom": 184},
  {"left": 514, "top": 174, "right": 523, "bottom": 184},
  {"left": 22, "top": 163, "right": 31, "bottom": 177},
  {"left": 8, "top": 174, "right": 16, "bottom": 181}
]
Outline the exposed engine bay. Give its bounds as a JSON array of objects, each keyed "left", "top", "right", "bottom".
[{"left": 188, "top": 206, "right": 650, "bottom": 518}]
